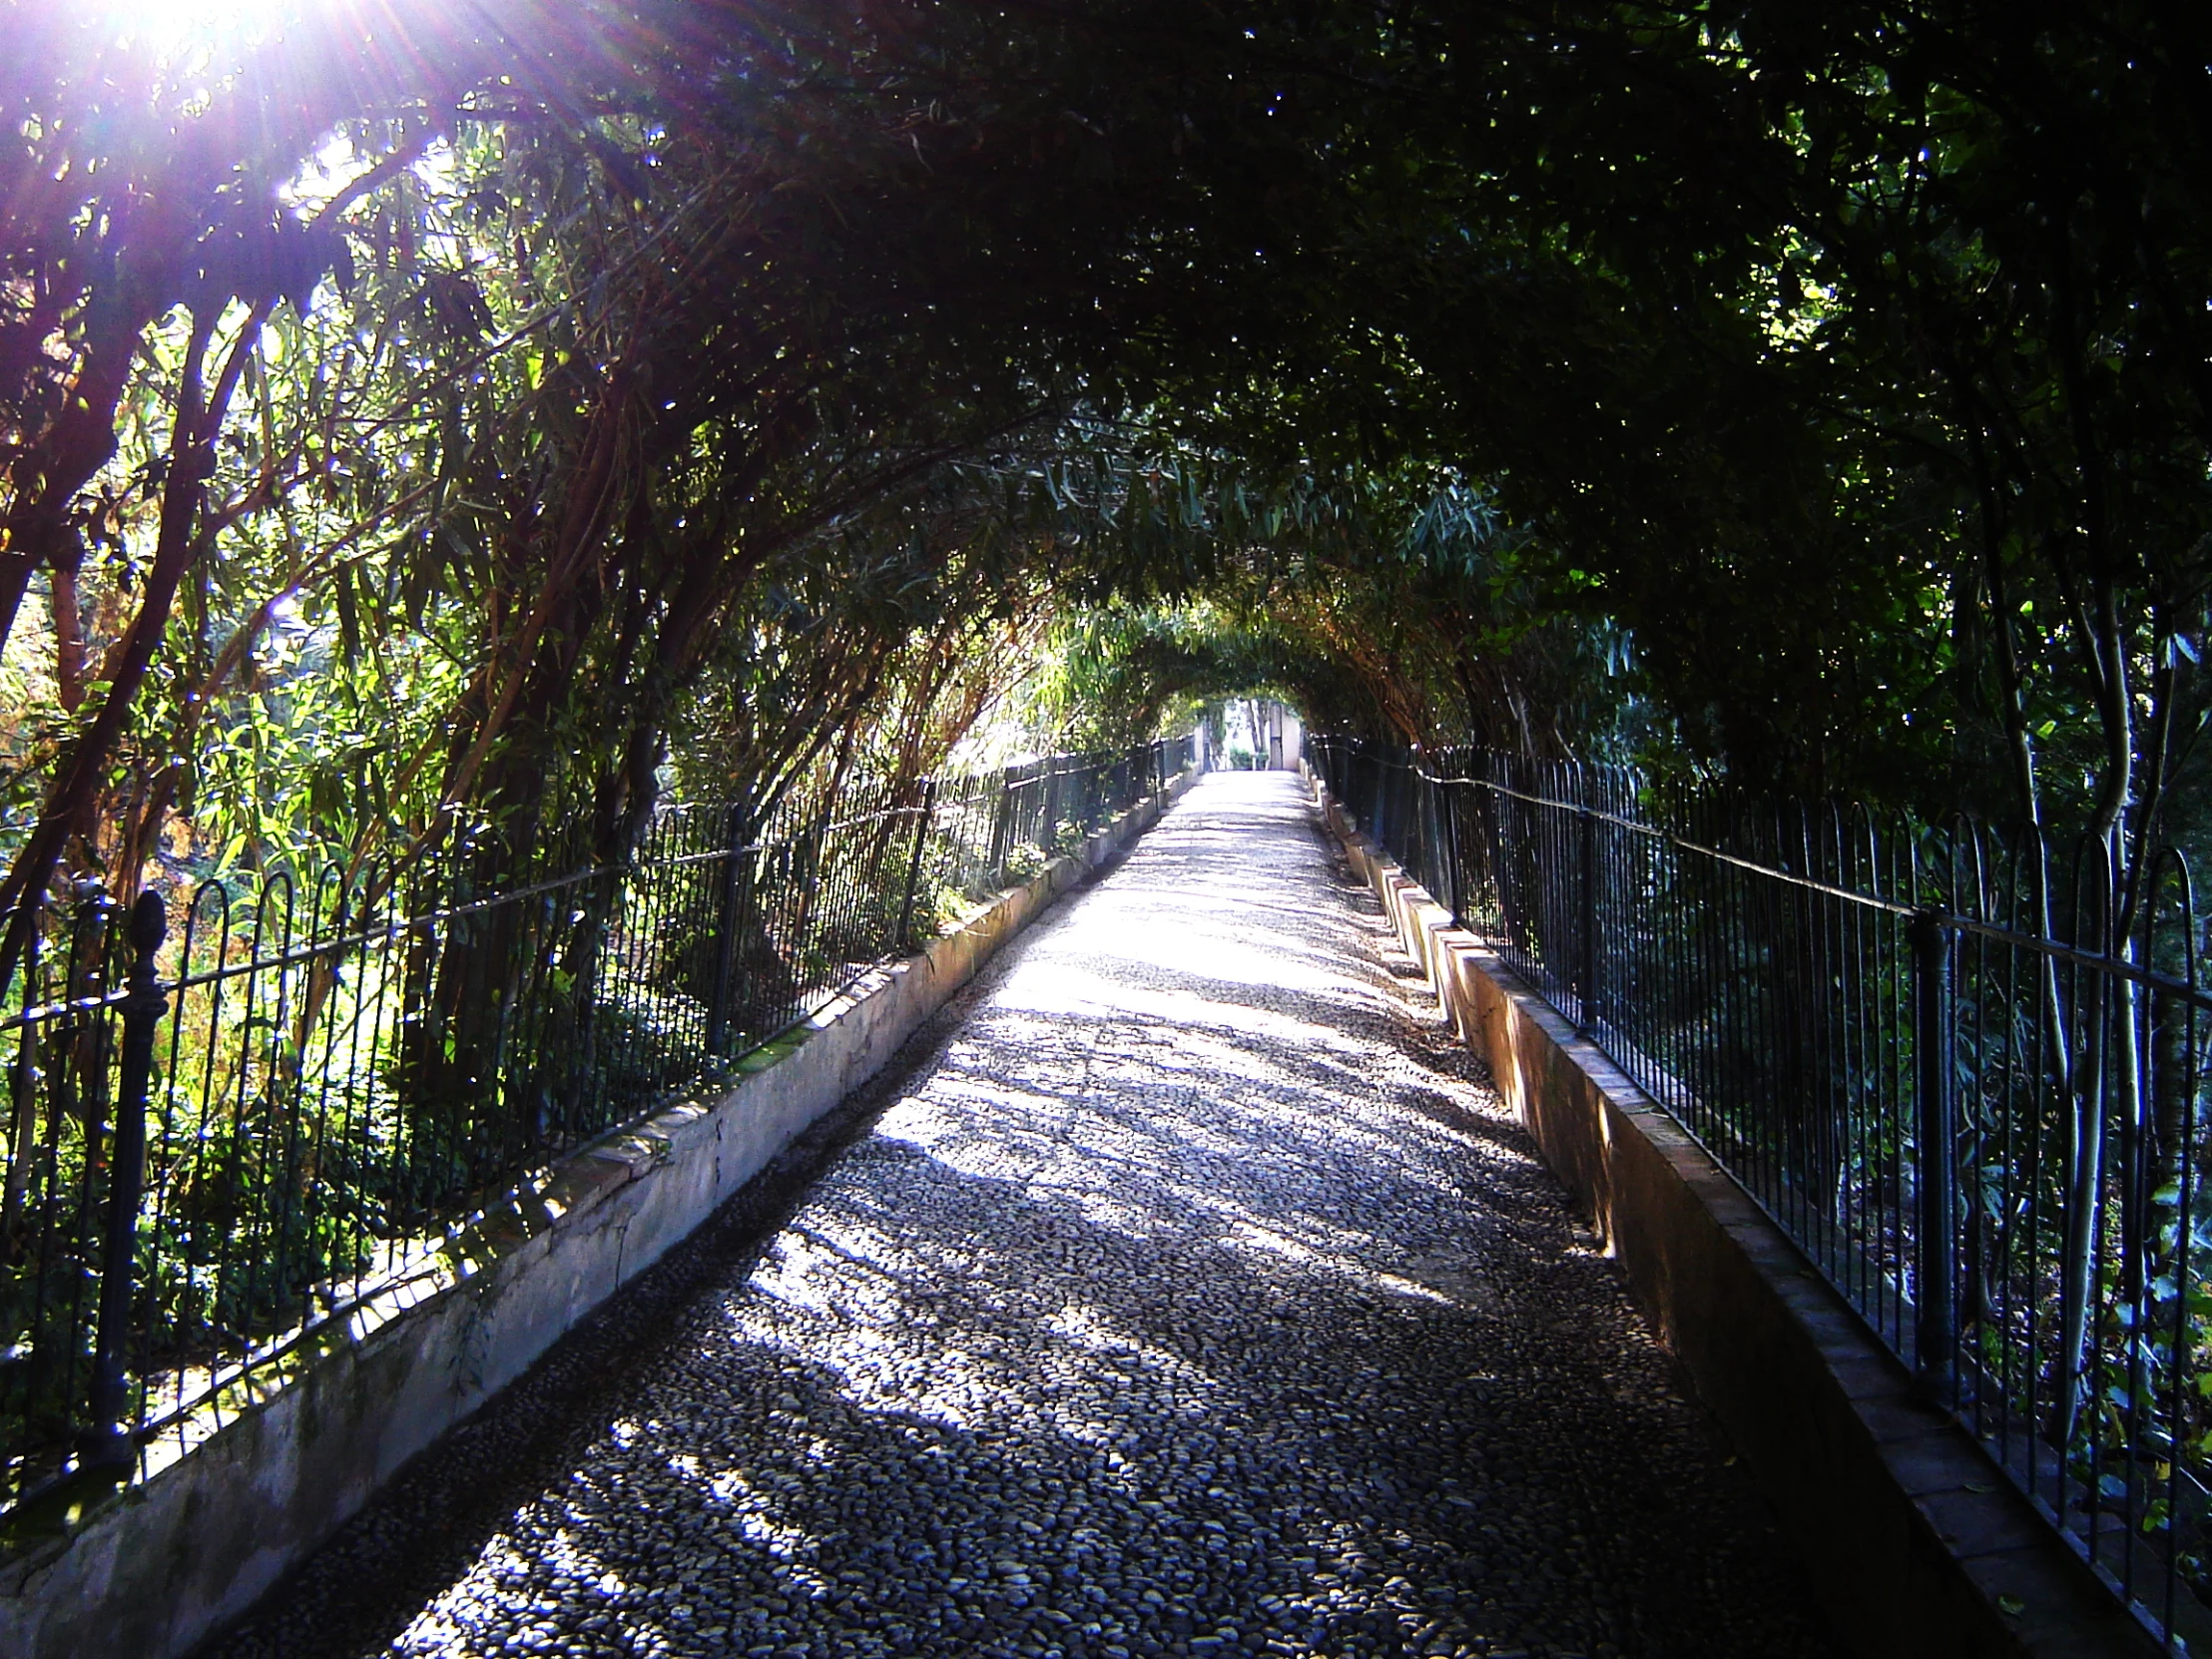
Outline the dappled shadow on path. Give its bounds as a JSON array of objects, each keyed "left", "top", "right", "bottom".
[{"left": 208, "top": 775, "right": 1827, "bottom": 1659}]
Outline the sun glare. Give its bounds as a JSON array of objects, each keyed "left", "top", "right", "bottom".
[{"left": 94, "top": 0, "right": 292, "bottom": 58}]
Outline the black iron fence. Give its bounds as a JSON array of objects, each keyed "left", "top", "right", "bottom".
[
  {"left": 1311, "top": 734, "right": 2212, "bottom": 1650},
  {"left": 0, "top": 736, "right": 1195, "bottom": 1526}
]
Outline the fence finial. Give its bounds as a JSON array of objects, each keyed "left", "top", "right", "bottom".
[{"left": 128, "top": 888, "right": 167, "bottom": 964}]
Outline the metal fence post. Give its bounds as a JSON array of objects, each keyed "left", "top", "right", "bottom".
[
  {"left": 895, "top": 779, "right": 938, "bottom": 946},
  {"left": 705, "top": 804, "right": 748, "bottom": 1055},
  {"left": 1910, "top": 908, "right": 1958, "bottom": 1398},
  {"left": 1438, "top": 781, "right": 1462, "bottom": 925},
  {"left": 1577, "top": 806, "right": 1599, "bottom": 1035},
  {"left": 988, "top": 768, "right": 1019, "bottom": 880},
  {"left": 83, "top": 889, "right": 166, "bottom": 1476}
]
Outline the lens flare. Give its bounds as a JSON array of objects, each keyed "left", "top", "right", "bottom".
[{"left": 96, "top": 0, "right": 293, "bottom": 57}]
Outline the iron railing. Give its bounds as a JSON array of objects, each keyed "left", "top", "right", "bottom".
[
  {"left": 1310, "top": 734, "right": 2212, "bottom": 1650},
  {"left": 0, "top": 736, "right": 1196, "bottom": 1526}
]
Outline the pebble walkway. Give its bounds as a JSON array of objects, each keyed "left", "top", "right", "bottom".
[{"left": 211, "top": 774, "right": 1832, "bottom": 1659}]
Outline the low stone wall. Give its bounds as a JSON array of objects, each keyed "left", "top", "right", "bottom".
[
  {"left": 0, "top": 773, "right": 1193, "bottom": 1659},
  {"left": 1309, "top": 775, "right": 2161, "bottom": 1659}
]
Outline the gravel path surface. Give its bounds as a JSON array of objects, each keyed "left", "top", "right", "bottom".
[{"left": 208, "top": 774, "right": 1831, "bottom": 1659}]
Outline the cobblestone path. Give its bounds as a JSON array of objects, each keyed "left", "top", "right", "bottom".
[{"left": 211, "top": 774, "right": 1830, "bottom": 1659}]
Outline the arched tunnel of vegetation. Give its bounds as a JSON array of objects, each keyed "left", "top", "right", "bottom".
[{"left": 7, "top": 0, "right": 2212, "bottom": 1650}]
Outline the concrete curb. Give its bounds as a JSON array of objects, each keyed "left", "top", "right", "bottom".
[
  {"left": 1309, "top": 775, "right": 2163, "bottom": 1659},
  {"left": 0, "top": 772, "right": 1196, "bottom": 1659}
]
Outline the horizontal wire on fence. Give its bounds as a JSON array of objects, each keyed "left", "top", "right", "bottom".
[
  {"left": 1402, "top": 752, "right": 2212, "bottom": 1010},
  {"left": 1309, "top": 733, "right": 2212, "bottom": 1652},
  {"left": 0, "top": 737, "right": 1196, "bottom": 1528}
]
